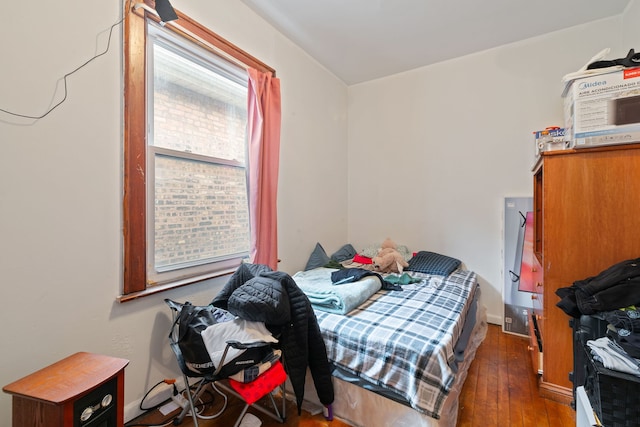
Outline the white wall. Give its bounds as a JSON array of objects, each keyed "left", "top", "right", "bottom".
[
  {"left": 346, "top": 16, "right": 631, "bottom": 324},
  {"left": 623, "top": 0, "right": 640, "bottom": 43},
  {"left": 0, "top": 0, "right": 347, "bottom": 423},
  {"left": 1, "top": 0, "right": 638, "bottom": 424}
]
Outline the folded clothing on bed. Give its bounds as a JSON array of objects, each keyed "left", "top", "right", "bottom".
[{"left": 293, "top": 267, "right": 382, "bottom": 315}]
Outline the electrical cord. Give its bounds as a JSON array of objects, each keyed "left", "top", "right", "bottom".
[
  {"left": 139, "top": 379, "right": 176, "bottom": 412},
  {"left": 171, "top": 379, "right": 226, "bottom": 420},
  {"left": 193, "top": 382, "right": 227, "bottom": 420},
  {"left": 0, "top": 0, "right": 131, "bottom": 120},
  {"left": 125, "top": 378, "right": 179, "bottom": 427},
  {"left": 128, "top": 378, "right": 226, "bottom": 426}
]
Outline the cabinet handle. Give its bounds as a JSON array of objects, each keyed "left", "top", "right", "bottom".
[
  {"left": 528, "top": 346, "right": 534, "bottom": 351},
  {"left": 531, "top": 294, "right": 538, "bottom": 300},
  {"left": 536, "top": 282, "right": 543, "bottom": 287}
]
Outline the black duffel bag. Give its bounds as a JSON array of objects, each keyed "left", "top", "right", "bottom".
[{"left": 165, "top": 299, "right": 272, "bottom": 377}]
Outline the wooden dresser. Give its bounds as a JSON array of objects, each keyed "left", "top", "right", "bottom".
[{"left": 530, "top": 144, "right": 640, "bottom": 402}]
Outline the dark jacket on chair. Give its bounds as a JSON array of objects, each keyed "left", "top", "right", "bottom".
[{"left": 211, "top": 263, "right": 335, "bottom": 414}]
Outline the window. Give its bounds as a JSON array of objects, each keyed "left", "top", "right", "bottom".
[
  {"left": 147, "top": 25, "right": 251, "bottom": 286},
  {"left": 122, "top": 1, "right": 276, "bottom": 299}
]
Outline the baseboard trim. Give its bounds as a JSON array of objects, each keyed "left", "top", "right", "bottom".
[
  {"left": 486, "top": 313, "right": 502, "bottom": 325},
  {"left": 539, "top": 381, "right": 573, "bottom": 405}
]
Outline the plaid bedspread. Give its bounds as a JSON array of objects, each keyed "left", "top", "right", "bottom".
[{"left": 313, "top": 269, "right": 478, "bottom": 419}]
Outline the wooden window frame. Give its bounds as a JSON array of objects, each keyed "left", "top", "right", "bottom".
[{"left": 121, "top": 0, "right": 274, "bottom": 301}]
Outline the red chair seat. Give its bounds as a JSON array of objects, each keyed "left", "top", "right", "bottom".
[{"left": 228, "top": 360, "right": 286, "bottom": 405}]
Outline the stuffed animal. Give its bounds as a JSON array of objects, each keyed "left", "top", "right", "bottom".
[{"left": 372, "top": 238, "right": 409, "bottom": 274}]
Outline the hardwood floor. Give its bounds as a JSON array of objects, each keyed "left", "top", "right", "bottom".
[
  {"left": 457, "top": 324, "right": 575, "bottom": 427},
  {"left": 126, "top": 324, "right": 575, "bottom": 427}
]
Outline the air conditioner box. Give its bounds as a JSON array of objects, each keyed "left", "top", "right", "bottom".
[{"left": 563, "top": 67, "right": 640, "bottom": 148}]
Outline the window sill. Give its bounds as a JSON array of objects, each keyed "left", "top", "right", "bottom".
[{"left": 117, "top": 267, "right": 237, "bottom": 302}]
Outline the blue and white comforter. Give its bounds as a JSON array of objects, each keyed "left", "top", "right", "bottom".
[{"left": 313, "top": 269, "right": 478, "bottom": 419}]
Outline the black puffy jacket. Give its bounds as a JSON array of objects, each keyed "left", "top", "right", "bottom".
[{"left": 211, "top": 264, "right": 334, "bottom": 413}]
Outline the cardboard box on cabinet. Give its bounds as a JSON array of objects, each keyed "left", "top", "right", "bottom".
[{"left": 563, "top": 67, "right": 640, "bottom": 148}]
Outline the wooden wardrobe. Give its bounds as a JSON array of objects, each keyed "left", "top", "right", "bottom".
[{"left": 529, "top": 144, "right": 640, "bottom": 402}]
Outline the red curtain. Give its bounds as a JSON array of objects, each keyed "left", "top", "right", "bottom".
[{"left": 247, "top": 68, "right": 281, "bottom": 269}]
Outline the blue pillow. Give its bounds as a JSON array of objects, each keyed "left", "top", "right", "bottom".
[
  {"left": 330, "top": 244, "right": 357, "bottom": 262},
  {"left": 406, "top": 251, "right": 461, "bottom": 276},
  {"left": 304, "top": 243, "right": 331, "bottom": 270}
]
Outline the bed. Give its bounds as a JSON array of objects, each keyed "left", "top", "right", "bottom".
[{"left": 292, "top": 251, "right": 487, "bottom": 427}]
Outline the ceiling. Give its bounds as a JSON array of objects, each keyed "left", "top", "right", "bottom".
[{"left": 240, "top": 0, "right": 631, "bottom": 85}]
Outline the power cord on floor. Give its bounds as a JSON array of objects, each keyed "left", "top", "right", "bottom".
[
  {"left": 126, "top": 379, "right": 222, "bottom": 427},
  {"left": 139, "top": 379, "right": 177, "bottom": 412},
  {"left": 193, "top": 382, "right": 228, "bottom": 420},
  {"left": 125, "top": 379, "right": 178, "bottom": 427}
]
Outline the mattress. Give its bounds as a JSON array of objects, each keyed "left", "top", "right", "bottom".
[
  {"left": 295, "top": 268, "right": 487, "bottom": 425},
  {"left": 302, "top": 295, "right": 487, "bottom": 427}
]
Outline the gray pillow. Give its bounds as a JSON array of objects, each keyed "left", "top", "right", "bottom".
[
  {"left": 330, "top": 244, "right": 357, "bottom": 262},
  {"left": 304, "top": 243, "right": 330, "bottom": 270}
]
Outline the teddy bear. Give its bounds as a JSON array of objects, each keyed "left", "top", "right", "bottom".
[{"left": 372, "top": 238, "right": 409, "bottom": 274}]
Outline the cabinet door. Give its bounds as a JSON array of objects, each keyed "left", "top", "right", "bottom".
[
  {"left": 541, "top": 146, "right": 640, "bottom": 395},
  {"left": 544, "top": 147, "right": 640, "bottom": 285}
]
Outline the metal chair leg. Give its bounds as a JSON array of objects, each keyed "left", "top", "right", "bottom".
[
  {"left": 174, "top": 376, "right": 208, "bottom": 426},
  {"left": 233, "top": 404, "right": 251, "bottom": 427}
]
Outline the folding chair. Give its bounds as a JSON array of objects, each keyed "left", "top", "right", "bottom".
[{"left": 165, "top": 299, "right": 286, "bottom": 427}]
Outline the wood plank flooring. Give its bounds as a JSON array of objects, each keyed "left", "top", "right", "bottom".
[
  {"left": 457, "top": 324, "right": 575, "bottom": 426},
  {"left": 126, "top": 324, "right": 575, "bottom": 427}
]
